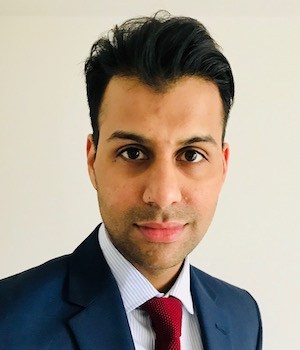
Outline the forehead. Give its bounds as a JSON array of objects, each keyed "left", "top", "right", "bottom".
[{"left": 98, "top": 76, "right": 224, "bottom": 144}]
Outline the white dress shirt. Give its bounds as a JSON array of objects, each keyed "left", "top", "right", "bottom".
[{"left": 98, "top": 224, "right": 203, "bottom": 349}]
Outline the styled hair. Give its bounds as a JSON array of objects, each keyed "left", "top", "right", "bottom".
[{"left": 85, "top": 11, "right": 234, "bottom": 146}]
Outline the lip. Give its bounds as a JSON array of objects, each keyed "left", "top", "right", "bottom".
[{"left": 135, "top": 222, "right": 186, "bottom": 243}]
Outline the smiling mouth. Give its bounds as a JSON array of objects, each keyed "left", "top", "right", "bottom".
[{"left": 135, "top": 222, "right": 186, "bottom": 243}]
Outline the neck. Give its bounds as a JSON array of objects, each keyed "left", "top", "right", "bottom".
[{"left": 134, "top": 262, "right": 184, "bottom": 293}]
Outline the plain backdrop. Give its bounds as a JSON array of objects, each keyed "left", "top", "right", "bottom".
[{"left": 0, "top": 1, "right": 299, "bottom": 349}]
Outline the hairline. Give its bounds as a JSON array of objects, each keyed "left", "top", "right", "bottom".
[
  {"left": 95, "top": 73, "right": 227, "bottom": 146},
  {"left": 98, "top": 74, "right": 197, "bottom": 119}
]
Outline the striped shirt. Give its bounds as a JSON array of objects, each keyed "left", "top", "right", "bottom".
[{"left": 98, "top": 224, "right": 203, "bottom": 349}]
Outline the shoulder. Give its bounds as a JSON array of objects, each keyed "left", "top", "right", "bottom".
[
  {"left": 190, "top": 266, "right": 262, "bottom": 349},
  {"left": 0, "top": 226, "right": 101, "bottom": 307},
  {"left": 0, "top": 254, "right": 87, "bottom": 349},
  {"left": 0, "top": 254, "right": 69, "bottom": 287},
  {"left": 190, "top": 265, "right": 261, "bottom": 319},
  {"left": 0, "top": 255, "right": 70, "bottom": 316},
  {"left": 0, "top": 255, "right": 83, "bottom": 348}
]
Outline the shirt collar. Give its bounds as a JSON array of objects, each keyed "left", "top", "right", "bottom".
[{"left": 98, "top": 224, "right": 194, "bottom": 314}]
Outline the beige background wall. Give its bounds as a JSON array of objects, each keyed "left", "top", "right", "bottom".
[{"left": 1, "top": 1, "right": 299, "bottom": 349}]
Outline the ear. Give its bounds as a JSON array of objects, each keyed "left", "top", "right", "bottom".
[
  {"left": 86, "top": 134, "right": 97, "bottom": 190},
  {"left": 221, "top": 142, "right": 230, "bottom": 181}
]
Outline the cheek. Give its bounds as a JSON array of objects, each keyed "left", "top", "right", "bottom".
[
  {"left": 98, "top": 177, "right": 140, "bottom": 212},
  {"left": 186, "top": 180, "right": 221, "bottom": 211}
]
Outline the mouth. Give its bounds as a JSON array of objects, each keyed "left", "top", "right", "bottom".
[{"left": 134, "top": 222, "right": 186, "bottom": 243}]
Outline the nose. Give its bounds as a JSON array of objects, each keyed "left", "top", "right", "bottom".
[{"left": 142, "top": 159, "right": 182, "bottom": 209}]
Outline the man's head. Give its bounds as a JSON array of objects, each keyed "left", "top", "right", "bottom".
[
  {"left": 86, "top": 12, "right": 233, "bottom": 291},
  {"left": 85, "top": 11, "right": 234, "bottom": 148}
]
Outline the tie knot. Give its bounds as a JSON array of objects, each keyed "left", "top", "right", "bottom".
[{"left": 141, "top": 297, "right": 182, "bottom": 350}]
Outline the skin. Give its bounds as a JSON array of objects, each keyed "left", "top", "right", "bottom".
[{"left": 87, "top": 76, "right": 229, "bottom": 292}]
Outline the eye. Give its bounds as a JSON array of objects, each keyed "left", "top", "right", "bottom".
[
  {"left": 177, "top": 149, "right": 205, "bottom": 163},
  {"left": 120, "top": 147, "right": 147, "bottom": 160}
]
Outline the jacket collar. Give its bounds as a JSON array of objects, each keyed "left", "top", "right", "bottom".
[
  {"left": 191, "top": 267, "right": 232, "bottom": 350},
  {"left": 66, "top": 225, "right": 135, "bottom": 349},
  {"left": 65, "top": 224, "right": 231, "bottom": 349}
]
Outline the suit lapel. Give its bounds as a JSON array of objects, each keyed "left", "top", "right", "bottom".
[
  {"left": 66, "top": 226, "right": 135, "bottom": 350},
  {"left": 191, "top": 268, "right": 233, "bottom": 350},
  {"left": 68, "top": 292, "right": 135, "bottom": 349},
  {"left": 64, "top": 226, "right": 234, "bottom": 349}
]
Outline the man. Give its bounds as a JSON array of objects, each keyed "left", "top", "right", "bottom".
[{"left": 0, "top": 11, "right": 262, "bottom": 349}]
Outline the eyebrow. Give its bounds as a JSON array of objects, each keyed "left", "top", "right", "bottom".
[
  {"left": 107, "top": 131, "right": 217, "bottom": 146},
  {"left": 180, "top": 135, "right": 217, "bottom": 147},
  {"left": 107, "top": 131, "right": 149, "bottom": 144}
]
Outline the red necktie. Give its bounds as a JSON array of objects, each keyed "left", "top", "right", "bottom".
[{"left": 141, "top": 296, "right": 182, "bottom": 350}]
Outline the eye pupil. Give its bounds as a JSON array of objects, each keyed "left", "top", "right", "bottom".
[
  {"left": 127, "top": 148, "right": 140, "bottom": 159},
  {"left": 185, "top": 150, "right": 197, "bottom": 161}
]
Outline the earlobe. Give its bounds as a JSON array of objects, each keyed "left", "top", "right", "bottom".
[
  {"left": 222, "top": 142, "right": 230, "bottom": 178},
  {"left": 86, "top": 134, "right": 97, "bottom": 190}
]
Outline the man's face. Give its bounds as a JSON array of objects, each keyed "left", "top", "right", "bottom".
[{"left": 87, "top": 76, "right": 229, "bottom": 280}]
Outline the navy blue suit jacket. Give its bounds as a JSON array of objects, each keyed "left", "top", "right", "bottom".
[{"left": 0, "top": 225, "right": 262, "bottom": 349}]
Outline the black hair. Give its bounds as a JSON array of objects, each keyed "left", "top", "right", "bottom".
[{"left": 85, "top": 11, "right": 234, "bottom": 146}]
